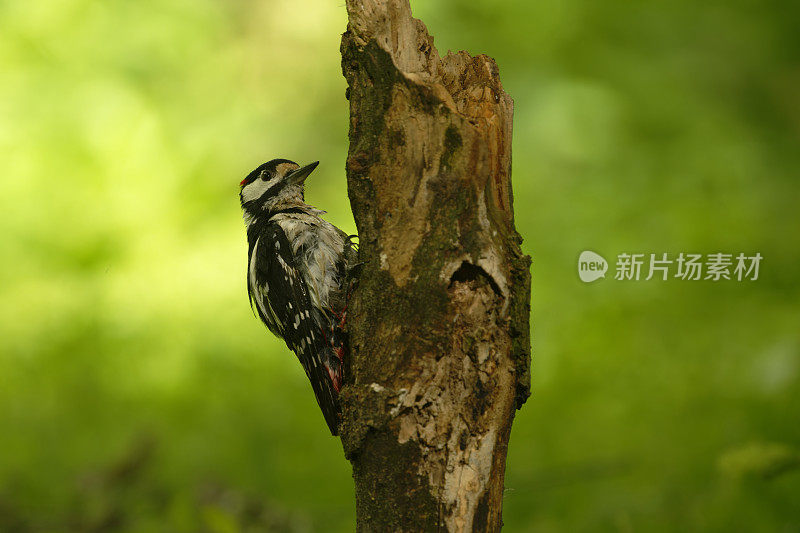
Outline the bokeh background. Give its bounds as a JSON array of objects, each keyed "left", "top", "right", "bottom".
[{"left": 1, "top": 0, "right": 799, "bottom": 530}]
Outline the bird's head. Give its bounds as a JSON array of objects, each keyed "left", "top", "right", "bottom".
[{"left": 239, "top": 159, "right": 319, "bottom": 215}]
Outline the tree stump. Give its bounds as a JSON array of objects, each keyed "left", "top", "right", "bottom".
[{"left": 340, "top": 1, "right": 531, "bottom": 530}]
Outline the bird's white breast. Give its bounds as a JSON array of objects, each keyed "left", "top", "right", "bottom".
[{"left": 271, "top": 212, "right": 345, "bottom": 311}]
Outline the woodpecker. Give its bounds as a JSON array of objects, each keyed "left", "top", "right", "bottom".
[{"left": 240, "top": 159, "right": 355, "bottom": 435}]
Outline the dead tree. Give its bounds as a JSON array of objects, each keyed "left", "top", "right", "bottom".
[{"left": 339, "top": 0, "right": 531, "bottom": 530}]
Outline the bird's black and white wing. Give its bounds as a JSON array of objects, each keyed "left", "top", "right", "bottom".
[{"left": 247, "top": 222, "right": 341, "bottom": 434}]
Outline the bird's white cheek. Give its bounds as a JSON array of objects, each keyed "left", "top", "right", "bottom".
[{"left": 242, "top": 177, "right": 279, "bottom": 203}]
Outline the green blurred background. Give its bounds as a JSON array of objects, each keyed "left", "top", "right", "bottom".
[{"left": 1, "top": 0, "right": 799, "bottom": 530}]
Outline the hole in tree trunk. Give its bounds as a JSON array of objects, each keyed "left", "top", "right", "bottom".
[{"left": 449, "top": 261, "right": 503, "bottom": 298}]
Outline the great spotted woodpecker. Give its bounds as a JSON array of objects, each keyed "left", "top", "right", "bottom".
[{"left": 240, "top": 159, "right": 356, "bottom": 435}]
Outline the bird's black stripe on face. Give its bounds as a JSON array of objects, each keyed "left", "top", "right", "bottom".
[{"left": 241, "top": 179, "right": 293, "bottom": 212}]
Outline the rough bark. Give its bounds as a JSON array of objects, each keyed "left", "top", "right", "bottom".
[{"left": 340, "top": 1, "right": 531, "bottom": 531}]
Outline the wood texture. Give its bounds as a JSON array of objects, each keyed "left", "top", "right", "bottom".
[{"left": 340, "top": 1, "right": 531, "bottom": 530}]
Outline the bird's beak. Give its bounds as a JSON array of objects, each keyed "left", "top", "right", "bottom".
[{"left": 286, "top": 161, "right": 319, "bottom": 185}]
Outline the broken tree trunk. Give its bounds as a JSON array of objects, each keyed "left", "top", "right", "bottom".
[{"left": 340, "top": 1, "right": 531, "bottom": 531}]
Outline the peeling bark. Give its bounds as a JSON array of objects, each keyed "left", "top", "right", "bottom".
[{"left": 340, "top": 1, "right": 531, "bottom": 531}]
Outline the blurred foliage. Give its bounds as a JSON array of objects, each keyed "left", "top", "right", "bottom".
[
  {"left": 718, "top": 442, "right": 800, "bottom": 480},
  {"left": 1, "top": 0, "right": 798, "bottom": 530}
]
